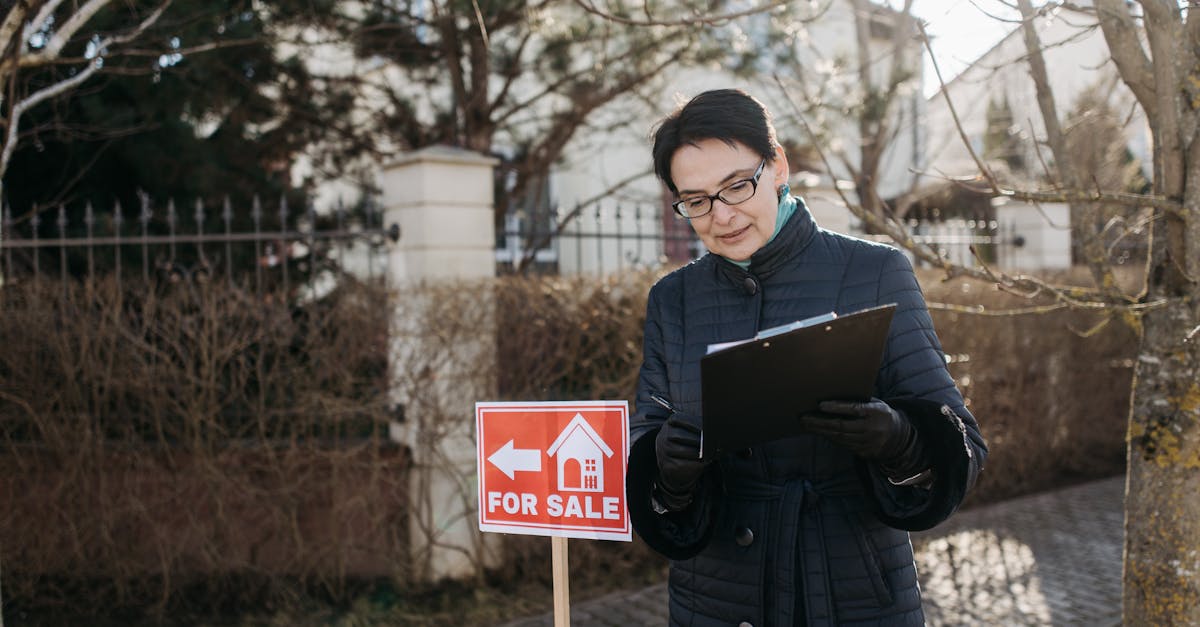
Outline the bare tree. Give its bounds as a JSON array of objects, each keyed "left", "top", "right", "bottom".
[
  {"left": 1088, "top": 1, "right": 1199, "bottom": 622},
  {"left": 869, "top": 2, "right": 1200, "bottom": 621},
  {"left": 344, "top": 1, "right": 733, "bottom": 232},
  {"left": 0, "top": 1, "right": 171, "bottom": 196},
  {"left": 955, "top": 2, "right": 1200, "bottom": 620}
]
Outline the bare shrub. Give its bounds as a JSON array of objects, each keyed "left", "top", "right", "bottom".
[
  {"left": 918, "top": 267, "right": 1135, "bottom": 505},
  {"left": 495, "top": 272, "right": 654, "bottom": 402},
  {"left": 0, "top": 265, "right": 1135, "bottom": 621},
  {"left": 0, "top": 277, "right": 405, "bottom": 616},
  {"left": 487, "top": 266, "right": 1134, "bottom": 608}
]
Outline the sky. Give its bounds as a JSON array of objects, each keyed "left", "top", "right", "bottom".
[{"left": 900, "top": 0, "right": 1023, "bottom": 97}]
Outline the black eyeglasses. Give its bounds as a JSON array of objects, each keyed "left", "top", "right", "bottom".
[{"left": 672, "top": 160, "right": 766, "bottom": 219}]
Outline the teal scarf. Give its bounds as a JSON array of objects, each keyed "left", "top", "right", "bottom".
[{"left": 724, "top": 183, "right": 796, "bottom": 269}]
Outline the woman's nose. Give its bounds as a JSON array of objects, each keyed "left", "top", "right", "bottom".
[{"left": 710, "top": 199, "right": 737, "bottom": 223}]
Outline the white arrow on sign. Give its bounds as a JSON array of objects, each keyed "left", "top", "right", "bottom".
[{"left": 488, "top": 439, "right": 542, "bottom": 480}]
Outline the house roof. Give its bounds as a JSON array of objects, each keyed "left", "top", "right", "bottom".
[
  {"left": 925, "top": 3, "right": 1096, "bottom": 100},
  {"left": 547, "top": 414, "right": 614, "bottom": 458}
]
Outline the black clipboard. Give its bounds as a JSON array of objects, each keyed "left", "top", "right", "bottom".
[{"left": 699, "top": 303, "right": 896, "bottom": 456}]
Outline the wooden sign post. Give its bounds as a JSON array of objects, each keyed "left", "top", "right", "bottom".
[{"left": 552, "top": 536, "right": 570, "bottom": 626}]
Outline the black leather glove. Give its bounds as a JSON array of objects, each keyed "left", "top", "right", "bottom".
[
  {"left": 798, "top": 398, "right": 928, "bottom": 479},
  {"left": 653, "top": 413, "right": 710, "bottom": 510}
]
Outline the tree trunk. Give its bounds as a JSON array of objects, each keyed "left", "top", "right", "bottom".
[
  {"left": 1123, "top": 105, "right": 1200, "bottom": 621},
  {"left": 1125, "top": 301, "right": 1200, "bottom": 623}
]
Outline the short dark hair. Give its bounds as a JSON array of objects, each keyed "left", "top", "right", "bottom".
[{"left": 651, "top": 89, "right": 780, "bottom": 195}]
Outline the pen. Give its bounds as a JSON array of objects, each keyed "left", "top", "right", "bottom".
[
  {"left": 649, "top": 394, "right": 704, "bottom": 460},
  {"left": 650, "top": 394, "right": 676, "bottom": 413}
]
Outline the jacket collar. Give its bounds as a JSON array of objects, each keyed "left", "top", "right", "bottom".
[{"left": 714, "top": 196, "right": 818, "bottom": 284}]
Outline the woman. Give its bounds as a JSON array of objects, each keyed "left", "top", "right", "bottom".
[{"left": 626, "top": 89, "right": 987, "bottom": 626}]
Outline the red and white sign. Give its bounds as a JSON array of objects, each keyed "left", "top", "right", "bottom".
[{"left": 475, "top": 401, "right": 630, "bottom": 541}]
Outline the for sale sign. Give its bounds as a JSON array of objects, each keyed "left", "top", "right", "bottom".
[{"left": 475, "top": 401, "right": 631, "bottom": 541}]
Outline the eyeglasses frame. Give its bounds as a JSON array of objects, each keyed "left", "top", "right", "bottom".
[{"left": 671, "top": 159, "right": 767, "bottom": 219}]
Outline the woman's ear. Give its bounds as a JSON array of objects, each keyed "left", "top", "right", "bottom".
[{"left": 772, "top": 144, "right": 790, "bottom": 187}]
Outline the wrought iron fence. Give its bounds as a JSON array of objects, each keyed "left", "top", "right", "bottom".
[
  {"left": 497, "top": 204, "right": 1015, "bottom": 275},
  {"left": 4, "top": 197, "right": 1020, "bottom": 285},
  {"left": 496, "top": 203, "right": 705, "bottom": 275},
  {"left": 904, "top": 217, "right": 1015, "bottom": 268},
  {"left": 0, "top": 194, "right": 398, "bottom": 292}
]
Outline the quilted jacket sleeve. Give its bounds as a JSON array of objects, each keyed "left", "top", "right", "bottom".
[
  {"left": 862, "top": 250, "right": 988, "bottom": 531},
  {"left": 626, "top": 278, "right": 720, "bottom": 560}
]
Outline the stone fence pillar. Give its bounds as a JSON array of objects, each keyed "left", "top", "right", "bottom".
[{"left": 380, "top": 145, "right": 499, "bottom": 582}]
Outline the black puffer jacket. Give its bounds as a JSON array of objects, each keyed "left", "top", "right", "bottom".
[{"left": 626, "top": 199, "right": 987, "bottom": 626}]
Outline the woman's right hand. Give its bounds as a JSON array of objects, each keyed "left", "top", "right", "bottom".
[{"left": 654, "top": 413, "right": 709, "bottom": 507}]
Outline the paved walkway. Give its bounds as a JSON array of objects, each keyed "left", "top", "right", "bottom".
[{"left": 503, "top": 476, "right": 1124, "bottom": 626}]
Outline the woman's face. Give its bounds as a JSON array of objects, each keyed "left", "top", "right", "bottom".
[{"left": 669, "top": 138, "right": 789, "bottom": 262}]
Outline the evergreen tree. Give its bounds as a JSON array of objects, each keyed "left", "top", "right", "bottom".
[{"left": 983, "top": 96, "right": 1025, "bottom": 173}]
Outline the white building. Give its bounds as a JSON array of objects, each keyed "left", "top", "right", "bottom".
[
  {"left": 921, "top": 1, "right": 1150, "bottom": 271},
  {"left": 548, "top": 1, "right": 925, "bottom": 273},
  {"left": 923, "top": 1, "right": 1150, "bottom": 189}
]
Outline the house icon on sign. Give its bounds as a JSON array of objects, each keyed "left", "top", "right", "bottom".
[{"left": 547, "top": 413, "right": 614, "bottom": 492}]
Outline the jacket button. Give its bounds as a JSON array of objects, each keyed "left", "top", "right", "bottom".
[
  {"left": 737, "top": 447, "right": 753, "bottom": 459},
  {"left": 742, "top": 277, "right": 758, "bottom": 295},
  {"left": 735, "top": 527, "right": 754, "bottom": 546}
]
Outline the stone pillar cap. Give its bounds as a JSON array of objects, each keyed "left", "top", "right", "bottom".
[{"left": 385, "top": 144, "right": 500, "bottom": 169}]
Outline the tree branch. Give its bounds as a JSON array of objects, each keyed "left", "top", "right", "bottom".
[
  {"left": 774, "top": 73, "right": 1167, "bottom": 315},
  {"left": 2, "top": 3, "right": 33, "bottom": 59},
  {"left": 32, "top": 0, "right": 111, "bottom": 61},
  {"left": 97, "top": 36, "right": 261, "bottom": 59},
  {"left": 1015, "top": 0, "right": 1134, "bottom": 303},
  {"left": 488, "top": 30, "right": 533, "bottom": 118},
  {"left": 1094, "top": 0, "right": 1157, "bottom": 121},
  {"left": 431, "top": 8, "right": 469, "bottom": 147},
  {"left": 863, "top": 0, "right": 916, "bottom": 174},
  {"left": 997, "top": 186, "right": 1183, "bottom": 216},
  {"left": 1016, "top": 0, "right": 1076, "bottom": 187},
  {"left": 493, "top": 33, "right": 681, "bottom": 127},
  {"left": 99, "top": 0, "right": 171, "bottom": 50},
  {"left": 24, "top": 0, "right": 68, "bottom": 47},
  {"left": 1, "top": 0, "right": 168, "bottom": 180},
  {"left": 512, "top": 44, "right": 685, "bottom": 206},
  {"left": 1139, "top": 0, "right": 1187, "bottom": 198},
  {"left": 569, "top": 0, "right": 809, "bottom": 27},
  {"left": 926, "top": 301, "right": 1073, "bottom": 316},
  {"left": 1, "top": 60, "right": 100, "bottom": 176},
  {"left": 919, "top": 22, "right": 1001, "bottom": 195}
]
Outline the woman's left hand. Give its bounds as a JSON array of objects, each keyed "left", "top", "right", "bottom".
[{"left": 797, "top": 398, "right": 912, "bottom": 463}]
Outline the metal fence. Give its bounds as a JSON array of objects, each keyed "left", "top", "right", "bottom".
[
  {"left": 497, "top": 204, "right": 1014, "bottom": 275},
  {"left": 0, "top": 195, "right": 398, "bottom": 292},
  {"left": 904, "top": 217, "right": 1016, "bottom": 268},
  {"left": 495, "top": 203, "right": 705, "bottom": 275},
  {"left": 3, "top": 198, "right": 1018, "bottom": 284}
]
